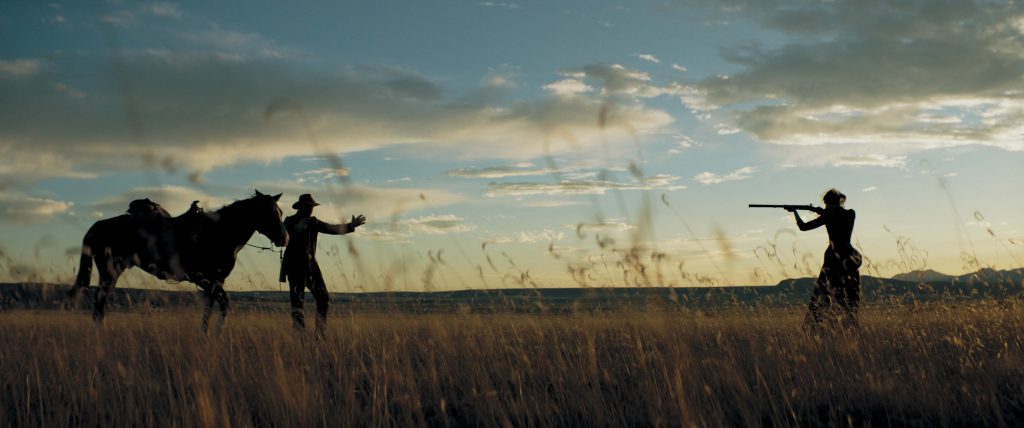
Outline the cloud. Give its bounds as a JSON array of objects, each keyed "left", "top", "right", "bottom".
[
  {"left": 686, "top": 0, "right": 1024, "bottom": 153},
  {"left": 145, "top": 2, "right": 182, "bottom": 18},
  {"left": 482, "top": 65, "right": 519, "bottom": 88},
  {"left": 253, "top": 181, "right": 467, "bottom": 222},
  {"left": 636, "top": 53, "right": 660, "bottom": 63},
  {"left": 667, "top": 135, "right": 696, "bottom": 154},
  {"left": 178, "top": 26, "right": 297, "bottom": 60},
  {"left": 832, "top": 154, "right": 907, "bottom": 168},
  {"left": 0, "top": 59, "right": 42, "bottom": 77},
  {"left": 295, "top": 167, "right": 350, "bottom": 183},
  {"left": 485, "top": 174, "right": 686, "bottom": 197},
  {"left": 0, "top": 146, "right": 99, "bottom": 179},
  {"left": 89, "top": 185, "right": 227, "bottom": 219},
  {"left": 0, "top": 52, "right": 674, "bottom": 180},
  {"left": 0, "top": 192, "right": 74, "bottom": 224},
  {"left": 447, "top": 165, "right": 556, "bottom": 179},
  {"left": 671, "top": 64, "right": 688, "bottom": 72},
  {"left": 480, "top": 2, "right": 520, "bottom": 9},
  {"left": 862, "top": 186, "right": 877, "bottom": 192},
  {"left": 572, "top": 221, "right": 635, "bottom": 233},
  {"left": 490, "top": 229, "right": 565, "bottom": 244},
  {"left": 518, "top": 200, "right": 586, "bottom": 208},
  {"left": 399, "top": 214, "right": 476, "bottom": 234},
  {"left": 694, "top": 166, "right": 755, "bottom": 185},
  {"left": 82, "top": 180, "right": 469, "bottom": 234},
  {"left": 543, "top": 79, "right": 593, "bottom": 97},
  {"left": 361, "top": 214, "right": 476, "bottom": 241},
  {"left": 0, "top": 8, "right": 665, "bottom": 181},
  {"left": 561, "top": 63, "right": 665, "bottom": 97}
]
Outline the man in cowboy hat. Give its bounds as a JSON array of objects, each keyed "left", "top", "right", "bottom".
[{"left": 280, "top": 193, "right": 366, "bottom": 334}]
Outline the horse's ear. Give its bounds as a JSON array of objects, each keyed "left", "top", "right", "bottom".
[
  {"left": 272, "top": 193, "right": 282, "bottom": 201},
  {"left": 254, "top": 189, "right": 264, "bottom": 197}
]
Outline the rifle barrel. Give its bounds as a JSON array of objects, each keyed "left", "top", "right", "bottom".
[{"left": 748, "top": 204, "right": 817, "bottom": 210}]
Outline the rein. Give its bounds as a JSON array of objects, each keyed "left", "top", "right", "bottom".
[
  {"left": 245, "top": 242, "right": 283, "bottom": 254},
  {"left": 245, "top": 241, "right": 286, "bottom": 289}
]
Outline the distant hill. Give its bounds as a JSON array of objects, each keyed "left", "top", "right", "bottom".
[
  {"left": 2, "top": 268, "right": 1022, "bottom": 313},
  {"left": 891, "top": 269, "right": 954, "bottom": 283}
]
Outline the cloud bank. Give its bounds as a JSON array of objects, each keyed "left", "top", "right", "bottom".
[
  {"left": 683, "top": 0, "right": 1024, "bottom": 153},
  {"left": 0, "top": 52, "right": 673, "bottom": 181}
]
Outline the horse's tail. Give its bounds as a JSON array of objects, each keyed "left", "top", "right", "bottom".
[{"left": 70, "top": 233, "right": 95, "bottom": 297}]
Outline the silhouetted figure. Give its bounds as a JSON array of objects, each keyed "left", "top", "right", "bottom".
[
  {"left": 789, "top": 188, "right": 862, "bottom": 330},
  {"left": 187, "top": 200, "right": 203, "bottom": 215},
  {"left": 280, "top": 194, "right": 365, "bottom": 335},
  {"left": 73, "top": 191, "right": 288, "bottom": 333}
]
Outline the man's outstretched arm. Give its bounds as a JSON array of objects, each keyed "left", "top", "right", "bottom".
[{"left": 318, "top": 215, "right": 367, "bottom": 235}]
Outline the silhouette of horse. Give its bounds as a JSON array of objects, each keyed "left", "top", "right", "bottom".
[{"left": 71, "top": 190, "right": 288, "bottom": 332}]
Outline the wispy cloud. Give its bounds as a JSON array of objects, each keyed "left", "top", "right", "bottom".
[
  {"left": 448, "top": 164, "right": 556, "bottom": 179},
  {"left": 667, "top": 135, "right": 696, "bottom": 154},
  {"left": 480, "top": 2, "right": 520, "bottom": 9},
  {"left": 832, "top": 154, "right": 907, "bottom": 168},
  {"left": 0, "top": 192, "right": 74, "bottom": 225},
  {"left": 251, "top": 182, "right": 467, "bottom": 221},
  {"left": 362, "top": 214, "right": 476, "bottom": 241},
  {"left": 485, "top": 174, "right": 685, "bottom": 197},
  {"left": 543, "top": 79, "right": 593, "bottom": 97},
  {"left": 89, "top": 185, "right": 226, "bottom": 219},
  {"left": 519, "top": 200, "right": 586, "bottom": 208},
  {"left": 635, "top": 53, "right": 660, "bottom": 63},
  {"left": 559, "top": 63, "right": 663, "bottom": 97},
  {"left": 0, "top": 59, "right": 42, "bottom": 77},
  {"left": 571, "top": 221, "right": 635, "bottom": 234},
  {"left": 178, "top": 25, "right": 297, "bottom": 59},
  {"left": 294, "top": 167, "right": 350, "bottom": 183},
  {"left": 489, "top": 229, "right": 565, "bottom": 244},
  {"left": 694, "top": 167, "right": 755, "bottom": 185},
  {"left": 145, "top": 2, "right": 182, "bottom": 18}
]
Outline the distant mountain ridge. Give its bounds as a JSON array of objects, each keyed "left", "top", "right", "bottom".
[
  {"left": 2, "top": 268, "right": 1022, "bottom": 313},
  {"left": 891, "top": 269, "right": 954, "bottom": 283}
]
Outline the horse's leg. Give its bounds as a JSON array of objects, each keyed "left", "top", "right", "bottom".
[
  {"left": 92, "top": 254, "right": 122, "bottom": 324},
  {"left": 213, "top": 282, "right": 229, "bottom": 334},
  {"left": 200, "top": 281, "right": 215, "bottom": 334}
]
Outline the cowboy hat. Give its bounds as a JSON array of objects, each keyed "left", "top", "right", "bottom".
[{"left": 292, "top": 193, "right": 320, "bottom": 209}]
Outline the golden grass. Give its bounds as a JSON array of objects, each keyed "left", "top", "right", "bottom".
[{"left": 2, "top": 303, "right": 1023, "bottom": 427}]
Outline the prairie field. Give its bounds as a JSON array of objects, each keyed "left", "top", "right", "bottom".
[{"left": 2, "top": 303, "right": 1023, "bottom": 427}]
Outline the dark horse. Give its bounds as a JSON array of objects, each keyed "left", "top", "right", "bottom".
[{"left": 72, "top": 190, "right": 288, "bottom": 332}]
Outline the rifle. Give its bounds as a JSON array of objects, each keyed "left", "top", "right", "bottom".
[{"left": 748, "top": 204, "right": 822, "bottom": 213}]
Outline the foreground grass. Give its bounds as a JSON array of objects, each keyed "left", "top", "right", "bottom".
[{"left": 1, "top": 303, "right": 1023, "bottom": 427}]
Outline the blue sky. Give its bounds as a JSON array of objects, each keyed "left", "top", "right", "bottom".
[{"left": 1, "top": 1, "right": 1023, "bottom": 291}]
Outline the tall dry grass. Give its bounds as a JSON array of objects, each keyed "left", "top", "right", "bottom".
[{"left": 2, "top": 303, "right": 1023, "bottom": 427}]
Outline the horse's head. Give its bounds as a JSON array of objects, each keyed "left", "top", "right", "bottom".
[{"left": 252, "top": 190, "right": 288, "bottom": 247}]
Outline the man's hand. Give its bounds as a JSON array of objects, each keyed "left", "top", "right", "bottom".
[{"left": 350, "top": 214, "right": 367, "bottom": 228}]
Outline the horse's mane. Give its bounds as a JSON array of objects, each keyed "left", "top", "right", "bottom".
[{"left": 212, "top": 193, "right": 263, "bottom": 216}]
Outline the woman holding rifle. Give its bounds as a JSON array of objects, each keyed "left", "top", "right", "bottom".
[{"left": 788, "top": 188, "right": 862, "bottom": 330}]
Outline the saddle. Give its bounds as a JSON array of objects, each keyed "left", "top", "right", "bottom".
[
  {"left": 127, "top": 198, "right": 171, "bottom": 219},
  {"left": 126, "top": 199, "right": 208, "bottom": 243},
  {"left": 125, "top": 199, "right": 208, "bottom": 280}
]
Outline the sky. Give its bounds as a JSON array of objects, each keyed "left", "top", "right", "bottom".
[{"left": 1, "top": 0, "right": 1023, "bottom": 292}]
